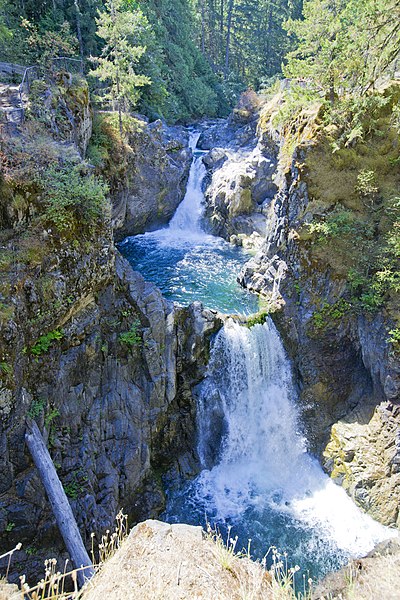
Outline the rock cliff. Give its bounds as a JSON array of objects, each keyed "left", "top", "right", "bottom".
[
  {"left": 0, "top": 82, "right": 220, "bottom": 582},
  {"left": 203, "top": 86, "right": 400, "bottom": 527},
  {"left": 92, "top": 116, "right": 192, "bottom": 240},
  {"left": 201, "top": 109, "right": 277, "bottom": 245}
]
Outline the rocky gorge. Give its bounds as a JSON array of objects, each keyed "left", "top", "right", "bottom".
[
  {"left": 0, "top": 70, "right": 399, "bottom": 591},
  {"left": 200, "top": 86, "right": 400, "bottom": 528}
]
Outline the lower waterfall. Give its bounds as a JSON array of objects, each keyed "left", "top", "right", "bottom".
[{"left": 165, "top": 319, "right": 392, "bottom": 580}]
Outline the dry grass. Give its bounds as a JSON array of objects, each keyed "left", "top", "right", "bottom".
[
  {"left": 314, "top": 541, "right": 400, "bottom": 600},
  {"left": 4, "top": 519, "right": 398, "bottom": 600},
  {"left": 81, "top": 521, "right": 311, "bottom": 600},
  {"left": 2, "top": 511, "right": 128, "bottom": 600}
]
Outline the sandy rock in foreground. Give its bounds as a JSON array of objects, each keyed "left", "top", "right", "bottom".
[{"left": 82, "top": 520, "right": 271, "bottom": 600}]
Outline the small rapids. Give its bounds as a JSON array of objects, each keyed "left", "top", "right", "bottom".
[{"left": 164, "top": 320, "right": 393, "bottom": 581}]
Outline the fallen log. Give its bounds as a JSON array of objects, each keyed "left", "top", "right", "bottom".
[{"left": 25, "top": 419, "right": 94, "bottom": 587}]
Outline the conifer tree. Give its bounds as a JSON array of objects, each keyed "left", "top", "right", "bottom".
[
  {"left": 283, "top": 0, "right": 400, "bottom": 100},
  {"left": 90, "top": 0, "right": 151, "bottom": 135}
]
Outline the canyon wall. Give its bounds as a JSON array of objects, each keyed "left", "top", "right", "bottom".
[
  {"left": 0, "top": 79, "right": 219, "bottom": 581},
  {"left": 202, "top": 87, "right": 400, "bottom": 528}
]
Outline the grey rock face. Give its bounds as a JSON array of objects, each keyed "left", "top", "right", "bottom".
[
  {"left": 233, "top": 112, "right": 400, "bottom": 525},
  {"left": 112, "top": 121, "right": 192, "bottom": 239},
  {"left": 0, "top": 239, "right": 221, "bottom": 583},
  {"left": 201, "top": 117, "right": 278, "bottom": 242}
]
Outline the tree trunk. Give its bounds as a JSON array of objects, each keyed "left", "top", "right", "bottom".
[
  {"left": 220, "top": 0, "right": 224, "bottom": 61},
  {"left": 201, "top": 0, "right": 205, "bottom": 54},
  {"left": 25, "top": 420, "right": 94, "bottom": 588},
  {"left": 224, "top": 0, "right": 234, "bottom": 79},
  {"left": 329, "top": 64, "right": 335, "bottom": 105},
  {"left": 74, "top": 0, "right": 84, "bottom": 61}
]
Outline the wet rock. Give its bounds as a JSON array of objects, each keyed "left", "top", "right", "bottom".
[
  {"left": 232, "top": 98, "right": 400, "bottom": 526},
  {"left": 0, "top": 240, "right": 221, "bottom": 582},
  {"left": 201, "top": 119, "right": 278, "bottom": 240}
]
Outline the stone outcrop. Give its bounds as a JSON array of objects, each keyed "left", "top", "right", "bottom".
[
  {"left": 28, "top": 73, "right": 93, "bottom": 157},
  {"left": 201, "top": 109, "right": 278, "bottom": 245},
  {"left": 323, "top": 402, "right": 400, "bottom": 527},
  {"left": 314, "top": 538, "right": 400, "bottom": 600},
  {"left": 81, "top": 519, "right": 272, "bottom": 600},
  {"left": 0, "top": 234, "right": 221, "bottom": 582},
  {"left": 0, "top": 95, "right": 219, "bottom": 582},
  {"left": 112, "top": 119, "right": 192, "bottom": 239}
]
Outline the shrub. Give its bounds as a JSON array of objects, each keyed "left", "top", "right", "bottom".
[
  {"left": 311, "top": 299, "right": 352, "bottom": 330},
  {"left": 118, "top": 320, "right": 141, "bottom": 346},
  {"left": 388, "top": 328, "right": 400, "bottom": 350},
  {"left": 246, "top": 311, "right": 268, "bottom": 328},
  {"left": 40, "top": 162, "right": 109, "bottom": 233},
  {"left": 31, "top": 329, "right": 64, "bottom": 356},
  {"left": 356, "top": 169, "right": 378, "bottom": 197}
]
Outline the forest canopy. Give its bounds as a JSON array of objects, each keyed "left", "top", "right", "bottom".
[{"left": 0, "top": 0, "right": 399, "bottom": 122}]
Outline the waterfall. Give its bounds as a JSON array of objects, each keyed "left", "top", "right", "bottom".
[
  {"left": 167, "top": 131, "right": 207, "bottom": 236},
  {"left": 190, "top": 319, "right": 393, "bottom": 563},
  {"left": 119, "top": 128, "right": 258, "bottom": 314}
]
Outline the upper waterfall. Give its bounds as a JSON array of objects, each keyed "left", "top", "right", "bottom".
[
  {"left": 119, "top": 128, "right": 258, "bottom": 314},
  {"left": 167, "top": 131, "right": 207, "bottom": 236}
]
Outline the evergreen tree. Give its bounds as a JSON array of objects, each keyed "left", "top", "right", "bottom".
[
  {"left": 90, "top": 0, "right": 151, "bottom": 134},
  {"left": 138, "top": 0, "right": 227, "bottom": 121},
  {"left": 283, "top": 0, "right": 400, "bottom": 100}
]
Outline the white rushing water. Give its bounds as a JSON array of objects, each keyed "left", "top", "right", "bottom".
[
  {"left": 167, "top": 131, "right": 207, "bottom": 235},
  {"left": 153, "top": 130, "right": 210, "bottom": 244},
  {"left": 190, "top": 319, "right": 394, "bottom": 564},
  {"left": 120, "top": 124, "right": 395, "bottom": 578}
]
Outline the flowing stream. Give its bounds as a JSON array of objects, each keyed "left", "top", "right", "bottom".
[
  {"left": 120, "top": 129, "right": 393, "bottom": 584},
  {"left": 119, "top": 131, "right": 258, "bottom": 315}
]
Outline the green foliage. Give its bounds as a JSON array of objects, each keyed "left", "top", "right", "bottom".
[
  {"left": 388, "top": 328, "right": 400, "bottom": 349},
  {"left": 5, "top": 521, "right": 15, "bottom": 532},
  {"left": 40, "top": 162, "right": 109, "bottom": 233},
  {"left": 272, "top": 85, "right": 321, "bottom": 131},
  {"left": 191, "top": 0, "right": 302, "bottom": 91},
  {"left": 326, "top": 94, "right": 391, "bottom": 150},
  {"left": 391, "top": 103, "right": 400, "bottom": 134},
  {"left": 20, "top": 17, "right": 78, "bottom": 67},
  {"left": 90, "top": 0, "right": 151, "bottom": 131},
  {"left": 118, "top": 320, "right": 141, "bottom": 346},
  {"left": 45, "top": 408, "right": 60, "bottom": 428},
  {"left": 28, "top": 398, "right": 46, "bottom": 418},
  {"left": 284, "top": 0, "right": 400, "bottom": 100},
  {"left": 245, "top": 311, "right": 268, "bottom": 328},
  {"left": 356, "top": 170, "right": 379, "bottom": 197},
  {"left": 63, "top": 469, "right": 88, "bottom": 499},
  {"left": 312, "top": 299, "right": 352, "bottom": 330},
  {"left": 137, "top": 0, "right": 229, "bottom": 121},
  {"left": 31, "top": 329, "right": 64, "bottom": 356},
  {"left": 308, "top": 208, "right": 373, "bottom": 243},
  {"left": 0, "top": 361, "right": 11, "bottom": 375}
]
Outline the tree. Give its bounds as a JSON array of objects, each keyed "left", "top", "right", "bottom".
[
  {"left": 283, "top": 0, "right": 400, "bottom": 101},
  {"left": 21, "top": 18, "right": 78, "bottom": 66},
  {"left": 90, "top": 0, "right": 151, "bottom": 135},
  {"left": 283, "top": 0, "right": 348, "bottom": 103}
]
